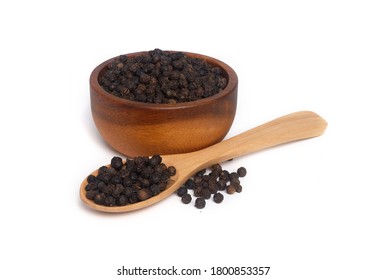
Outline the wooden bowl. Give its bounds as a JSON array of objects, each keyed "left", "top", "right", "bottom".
[{"left": 90, "top": 51, "right": 238, "bottom": 157}]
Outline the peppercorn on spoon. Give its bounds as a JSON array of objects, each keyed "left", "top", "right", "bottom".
[{"left": 80, "top": 111, "right": 327, "bottom": 213}]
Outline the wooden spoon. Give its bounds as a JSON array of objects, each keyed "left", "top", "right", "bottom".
[{"left": 80, "top": 111, "right": 327, "bottom": 213}]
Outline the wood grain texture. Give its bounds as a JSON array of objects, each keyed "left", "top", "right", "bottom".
[
  {"left": 80, "top": 111, "right": 327, "bottom": 213},
  {"left": 90, "top": 51, "right": 238, "bottom": 157}
]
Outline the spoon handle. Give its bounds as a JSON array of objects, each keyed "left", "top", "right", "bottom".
[{"left": 184, "top": 111, "right": 327, "bottom": 169}]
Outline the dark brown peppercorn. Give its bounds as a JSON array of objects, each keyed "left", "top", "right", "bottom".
[
  {"left": 93, "top": 193, "right": 106, "bottom": 205},
  {"left": 226, "top": 184, "right": 236, "bottom": 194},
  {"left": 195, "top": 197, "right": 206, "bottom": 209},
  {"left": 117, "top": 195, "right": 128, "bottom": 206},
  {"left": 150, "top": 184, "right": 161, "bottom": 195},
  {"left": 111, "top": 156, "right": 123, "bottom": 170},
  {"left": 201, "top": 188, "right": 212, "bottom": 200},
  {"left": 167, "top": 166, "right": 176, "bottom": 176},
  {"left": 185, "top": 179, "right": 195, "bottom": 189},
  {"left": 149, "top": 154, "right": 162, "bottom": 166},
  {"left": 211, "top": 164, "right": 222, "bottom": 173},
  {"left": 213, "top": 192, "right": 224, "bottom": 203},
  {"left": 86, "top": 190, "right": 97, "bottom": 200},
  {"left": 237, "top": 167, "right": 247, "bottom": 177},
  {"left": 177, "top": 187, "right": 188, "bottom": 197},
  {"left": 104, "top": 195, "right": 116, "bottom": 206},
  {"left": 87, "top": 174, "right": 97, "bottom": 184},
  {"left": 181, "top": 193, "right": 192, "bottom": 204},
  {"left": 194, "top": 186, "right": 204, "bottom": 197},
  {"left": 137, "top": 189, "right": 151, "bottom": 201},
  {"left": 218, "top": 179, "right": 227, "bottom": 191}
]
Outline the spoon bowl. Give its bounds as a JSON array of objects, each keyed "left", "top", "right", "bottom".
[{"left": 80, "top": 111, "right": 327, "bottom": 213}]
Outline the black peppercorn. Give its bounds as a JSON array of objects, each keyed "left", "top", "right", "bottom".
[
  {"left": 111, "top": 156, "right": 123, "bottom": 170},
  {"left": 150, "top": 184, "right": 161, "bottom": 195},
  {"left": 149, "top": 154, "right": 162, "bottom": 166},
  {"left": 181, "top": 193, "right": 192, "bottom": 204},
  {"left": 195, "top": 197, "right": 206, "bottom": 209},
  {"left": 211, "top": 164, "right": 222, "bottom": 173},
  {"left": 213, "top": 192, "right": 224, "bottom": 203},
  {"left": 226, "top": 184, "right": 236, "bottom": 194},
  {"left": 201, "top": 188, "right": 212, "bottom": 200},
  {"left": 117, "top": 195, "right": 129, "bottom": 206},
  {"left": 137, "top": 189, "right": 151, "bottom": 201},
  {"left": 98, "top": 166, "right": 109, "bottom": 174},
  {"left": 87, "top": 174, "right": 97, "bottom": 184},
  {"left": 167, "top": 166, "right": 176, "bottom": 176},
  {"left": 104, "top": 195, "right": 116, "bottom": 206},
  {"left": 237, "top": 167, "right": 247, "bottom": 177},
  {"left": 194, "top": 186, "right": 204, "bottom": 197},
  {"left": 86, "top": 190, "right": 97, "bottom": 200},
  {"left": 93, "top": 193, "right": 106, "bottom": 205},
  {"left": 218, "top": 179, "right": 227, "bottom": 191},
  {"left": 177, "top": 187, "right": 188, "bottom": 197}
]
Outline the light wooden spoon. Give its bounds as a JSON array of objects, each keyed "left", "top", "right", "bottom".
[{"left": 80, "top": 111, "right": 327, "bottom": 213}]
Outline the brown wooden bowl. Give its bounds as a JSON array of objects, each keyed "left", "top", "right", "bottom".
[{"left": 90, "top": 51, "right": 238, "bottom": 157}]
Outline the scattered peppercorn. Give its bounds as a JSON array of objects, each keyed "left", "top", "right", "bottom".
[
  {"left": 237, "top": 167, "right": 247, "bottom": 177},
  {"left": 177, "top": 187, "right": 188, "bottom": 197},
  {"left": 84, "top": 155, "right": 175, "bottom": 207},
  {"left": 181, "top": 193, "right": 192, "bottom": 204},
  {"left": 195, "top": 197, "right": 206, "bottom": 209},
  {"left": 226, "top": 184, "right": 236, "bottom": 194},
  {"left": 213, "top": 192, "right": 224, "bottom": 203},
  {"left": 176, "top": 164, "right": 247, "bottom": 209},
  {"left": 99, "top": 49, "right": 228, "bottom": 104}
]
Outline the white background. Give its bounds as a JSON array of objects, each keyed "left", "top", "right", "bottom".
[{"left": 1, "top": 0, "right": 385, "bottom": 279}]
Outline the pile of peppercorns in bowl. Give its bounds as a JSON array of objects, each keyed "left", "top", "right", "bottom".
[
  {"left": 99, "top": 49, "right": 228, "bottom": 104},
  {"left": 90, "top": 48, "right": 238, "bottom": 157},
  {"left": 176, "top": 163, "right": 247, "bottom": 209}
]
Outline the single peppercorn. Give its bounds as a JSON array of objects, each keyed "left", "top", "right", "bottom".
[
  {"left": 137, "top": 189, "right": 151, "bottom": 201},
  {"left": 226, "top": 184, "right": 236, "bottom": 194},
  {"left": 150, "top": 184, "right": 161, "bottom": 195},
  {"left": 237, "top": 167, "right": 247, "bottom": 177},
  {"left": 201, "top": 188, "right": 212, "bottom": 200},
  {"left": 117, "top": 195, "right": 129, "bottom": 206},
  {"left": 86, "top": 190, "right": 97, "bottom": 200},
  {"left": 177, "top": 187, "right": 188, "bottom": 197},
  {"left": 213, "top": 192, "right": 224, "bottom": 203},
  {"left": 111, "top": 156, "right": 123, "bottom": 170},
  {"left": 87, "top": 174, "right": 97, "bottom": 184},
  {"left": 167, "top": 166, "right": 176, "bottom": 176},
  {"left": 181, "top": 193, "right": 192, "bottom": 204},
  {"left": 93, "top": 193, "right": 106, "bottom": 205},
  {"left": 195, "top": 197, "right": 206, "bottom": 209},
  {"left": 185, "top": 179, "right": 195, "bottom": 189},
  {"left": 104, "top": 196, "right": 116, "bottom": 206}
]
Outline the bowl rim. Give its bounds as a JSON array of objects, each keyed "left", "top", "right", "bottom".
[{"left": 90, "top": 50, "right": 238, "bottom": 110}]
